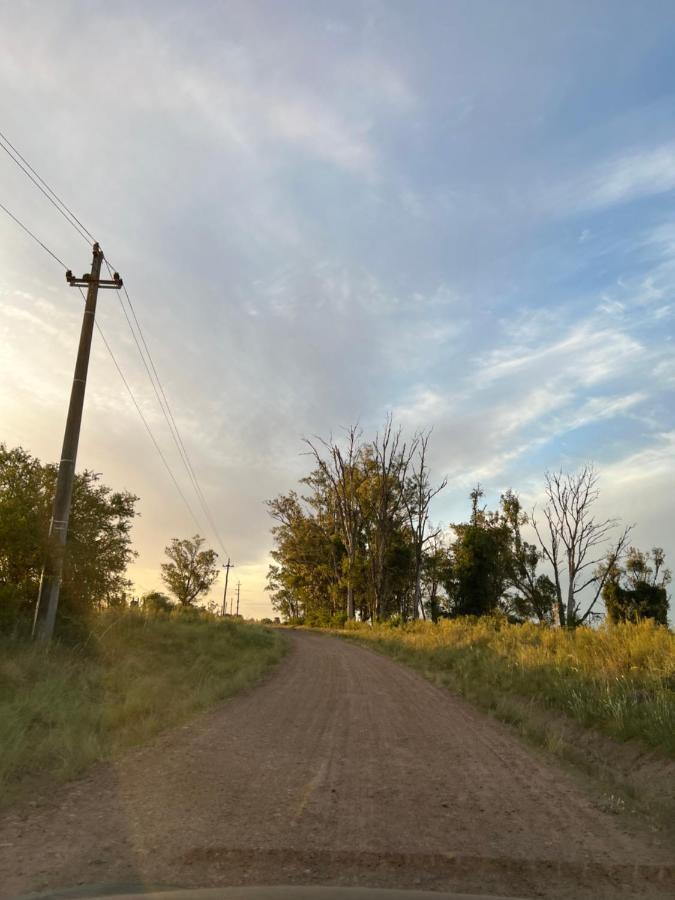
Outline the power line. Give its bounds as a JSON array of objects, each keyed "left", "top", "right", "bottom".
[
  {"left": 90, "top": 306, "right": 205, "bottom": 534},
  {"left": 0, "top": 127, "right": 228, "bottom": 556},
  {"left": 0, "top": 200, "right": 67, "bottom": 268},
  {"left": 104, "top": 260, "right": 229, "bottom": 557},
  {"left": 0, "top": 128, "right": 97, "bottom": 243},
  {"left": 0, "top": 199, "right": 205, "bottom": 533},
  {"left": 0, "top": 132, "right": 92, "bottom": 247}
]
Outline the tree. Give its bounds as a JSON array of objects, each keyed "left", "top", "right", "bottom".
[
  {"left": 304, "top": 426, "right": 364, "bottom": 619},
  {"left": 403, "top": 431, "right": 447, "bottom": 619},
  {"left": 602, "top": 547, "right": 670, "bottom": 624},
  {"left": 359, "top": 417, "right": 417, "bottom": 621},
  {"left": 268, "top": 419, "right": 446, "bottom": 624},
  {"left": 60, "top": 470, "right": 138, "bottom": 617},
  {"left": 500, "top": 490, "right": 556, "bottom": 623},
  {"left": 531, "top": 466, "right": 631, "bottom": 626},
  {"left": 161, "top": 535, "right": 219, "bottom": 606},
  {"left": 446, "top": 486, "right": 512, "bottom": 617},
  {"left": 0, "top": 444, "right": 138, "bottom": 635},
  {"left": 266, "top": 490, "right": 341, "bottom": 623},
  {"left": 421, "top": 531, "right": 452, "bottom": 622},
  {"left": 142, "top": 590, "right": 174, "bottom": 613}
]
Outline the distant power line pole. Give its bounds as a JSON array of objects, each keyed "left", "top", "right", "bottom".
[
  {"left": 33, "top": 243, "right": 123, "bottom": 642},
  {"left": 236, "top": 580, "right": 241, "bottom": 617},
  {"left": 221, "top": 558, "right": 234, "bottom": 616}
]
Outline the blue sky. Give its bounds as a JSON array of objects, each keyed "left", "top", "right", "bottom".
[{"left": 1, "top": 1, "right": 674, "bottom": 614}]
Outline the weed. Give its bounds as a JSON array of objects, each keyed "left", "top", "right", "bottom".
[
  {"left": 0, "top": 609, "right": 286, "bottom": 805},
  {"left": 338, "top": 618, "right": 674, "bottom": 756}
]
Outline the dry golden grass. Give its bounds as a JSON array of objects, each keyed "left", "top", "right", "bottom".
[{"left": 340, "top": 618, "right": 675, "bottom": 755}]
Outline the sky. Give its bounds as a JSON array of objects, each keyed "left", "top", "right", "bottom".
[{"left": 1, "top": 0, "right": 674, "bottom": 618}]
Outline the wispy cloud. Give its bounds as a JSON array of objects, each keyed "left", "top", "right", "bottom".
[
  {"left": 475, "top": 322, "right": 643, "bottom": 388},
  {"left": 542, "top": 142, "right": 675, "bottom": 217},
  {"left": 602, "top": 431, "right": 675, "bottom": 487}
]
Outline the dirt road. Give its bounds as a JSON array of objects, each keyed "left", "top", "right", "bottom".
[{"left": 1, "top": 631, "right": 673, "bottom": 899}]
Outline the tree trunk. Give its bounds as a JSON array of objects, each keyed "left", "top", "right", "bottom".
[
  {"left": 566, "top": 571, "right": 576, "bottom": 626},
  {"left": 414, "top": 568, "right": 423, "bottom": 620}
]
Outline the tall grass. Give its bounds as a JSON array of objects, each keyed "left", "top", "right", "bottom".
[
  {"left": 340, "top": 618, "right": 675, "bottom": 756},
  {"left": 0, "top": 609, "right": 286, "bottom": 805}
]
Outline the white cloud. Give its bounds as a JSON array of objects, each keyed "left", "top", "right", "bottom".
[
  {"left": 475, "top": 322, "right": 643, "bottom": 388},
  {"left": 587, "top": 144, "right": 675, "bottom": 209},
  {"left": 601, "top": 431, "right": 675, "bottom": 487},
  {"left": 538, "top": 143, "right": 675, "bottom": 218}
]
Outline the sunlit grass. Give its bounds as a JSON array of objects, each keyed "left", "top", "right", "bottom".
[
  {"left": 0, "top": 609, "right": 286, "bottom": 805},
  {"left": 339, "top": 618, "right": 675, "bottom": 755}
]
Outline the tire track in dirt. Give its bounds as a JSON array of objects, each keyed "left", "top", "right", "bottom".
[{"left": 0, "top": 631, "right": 672, "bottom": 899}]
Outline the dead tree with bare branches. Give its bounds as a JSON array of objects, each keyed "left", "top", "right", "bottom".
[
  {"left": 304, "top": 425, "right": 364, "bottom": 620},
  {"left": 403, "top": 430, "right": 447, "bottom": 619},
  {"left": 531, "top": 465, "right": 632, "bottom": 626},
  {"left": 361, "top": 416, "right": 418, "bottom": 621}
]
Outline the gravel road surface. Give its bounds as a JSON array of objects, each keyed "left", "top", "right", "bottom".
[{"left": 1, "top": 631, "right": 673, "bottom": 899}]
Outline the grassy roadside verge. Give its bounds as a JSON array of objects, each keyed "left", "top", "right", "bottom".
[
  {"left": 0, "top": 609, "right": 287, "bottom": 807},
  {"left": 336, "top": 618, "right": 675, "bottom": 823}
]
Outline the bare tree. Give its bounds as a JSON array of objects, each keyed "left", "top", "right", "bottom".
[
  {"left": 403, "top": 430, "right": 447, "bottom": 619},
  {"left": 362, "top": 415, "right": 418, "bottom": 621},
  {"left": 304, "top": 425, "right": 364, "bottom": 619},
  {"left": 531, "top": 466, "right": 632, "bottom": 626}
]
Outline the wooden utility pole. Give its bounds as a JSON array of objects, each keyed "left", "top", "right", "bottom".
[
  {"left": 33, "top": 244, "right": 123, "bottom": 642},
  {"left": 236, "top": 580, "right": 241, "bottom": 617},
  {"left": 221, "top": 558, "right": 234, "bottom": 615}
]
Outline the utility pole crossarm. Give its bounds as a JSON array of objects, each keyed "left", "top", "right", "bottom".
[{"left": 66, "top": 267, "right": 123, "bottom": 289}]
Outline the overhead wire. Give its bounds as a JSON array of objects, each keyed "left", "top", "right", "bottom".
[
  {"left": 0, "top": 196, "right": 205, "bottom": 534},
  {"left": 0, "top": 128, "right": 97, "bottom": 244},
  {"left": 103, "top": 259, "right": 229, "bottom": 558},
  {"left": 0, "top": 131, "right": 92, "bottom": 246},
  {"left": 0, "top": 128, "right": 229, "bottom": 556},
  {"left": 86, "top": 294, "right": 205, "bottom": 535},
  {"left": 0, "top": 200, "right": 67, "bottom": 268}
]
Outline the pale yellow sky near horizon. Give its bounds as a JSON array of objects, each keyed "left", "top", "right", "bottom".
[{"left": 1, "top": 276, "right": 278, "bottom": 619}]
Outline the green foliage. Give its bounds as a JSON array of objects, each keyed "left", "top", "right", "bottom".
[
  {"left": 267, "top": 427, "right": 562, "bottom": 627},
  {"left": 267, "top": 421, "right": 446, "bottom": 624},
  {"left": 499, "top": 489, "right": 556, "bottom": 623},
  {"left": 141, "top": 590, "right": 174, "bottom": 613},
  {"left": 268, "top": 434, "right": 664, "bottom": 630},
  {"left": 266, "top": 490, "right": 343, "bottom": 623},
  {"left": 421, "top": 537, "right": 452, "bottom": 622},
  {"left": 339, "top": 618, "right": 675, "bottom": 756},
  {"left": 0, "top": 444, "right": 138, "bottom": 636},
  {"left": 445, "top": 487, "right": 512, "bottom": 616},
  {"left": 0, "top": 608, "right": 286, "bottom": 806},
  {"left": 439, "top": 487, "right": 555, "bottom": 623},
  {"left": 603, "top": 547, "right": 671, "bottom": 625},
  {"left": 161, "top": 534, "right": 219, "bottom": 606}
]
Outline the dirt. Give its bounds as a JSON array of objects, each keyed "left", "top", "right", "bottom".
[{"left": 0, "top": 631, "right": 673, "bottom": 899}]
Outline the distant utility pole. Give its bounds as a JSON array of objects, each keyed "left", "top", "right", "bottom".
[
  {"left": 33, "top": 243, "right": 123, "bottom": 642},
  {"left": 236, "top": 580, "right": 241, "bottom": 617},
  {"left": 221, "top": 558, "right": 234, "bottom": 616}
]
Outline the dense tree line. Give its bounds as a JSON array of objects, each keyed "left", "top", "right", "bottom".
[
  {"left": 1, "top": 435, "right": 669, "bottom": 637},
  {"left": 267, "top": 422, "right": 670, "bottom": 627}
]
